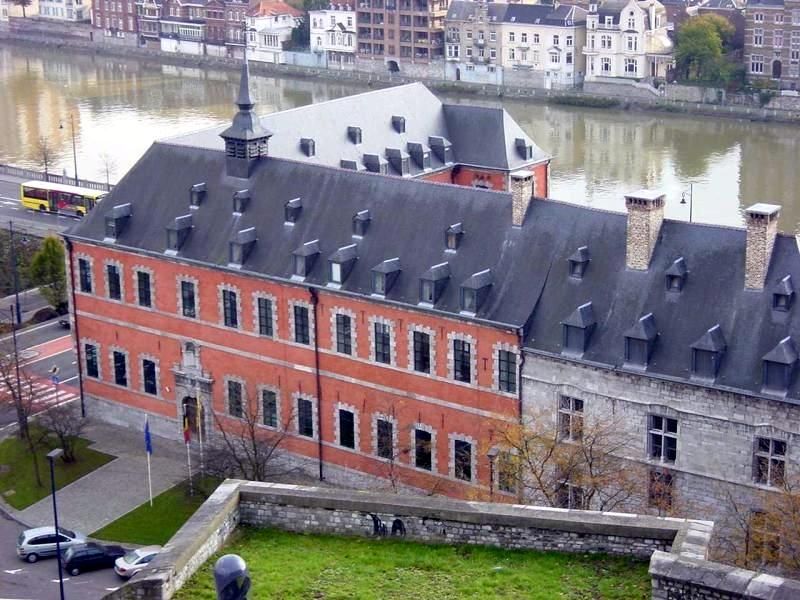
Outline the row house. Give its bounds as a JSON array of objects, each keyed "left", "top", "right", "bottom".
[
  {"left": 445, "top": 1, "right": 588, "bottom": 88},
  {"left": 745, "top": 0, "right": 800, "bottom": 89},
  {"left": 93, "top": 0, "right": 137, "bottom": 39},
  {"left": 310, "top": 4, "right": 357, "bottom": 68},
  {"left": 1, "top": 0, "right": 9, "bottom": 21},
  {"left": 160, "top": 0, "right": 208, "bottom": 55},
  {"left": 583, "top": 0, "right": 673, "bottom": 81},
  {"left": 245, "top": 0, "right": 303, "bottom": 64},
  {"left": 40, "top": 0, "right": 90, "bottom": 20},
  {"left": 137, "top": 0, "right": 163, "bottom": 46}
]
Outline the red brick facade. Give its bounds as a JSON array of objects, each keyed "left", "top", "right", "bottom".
[{"left": 420, "top": 162, "right": 549, "bottom": 197}]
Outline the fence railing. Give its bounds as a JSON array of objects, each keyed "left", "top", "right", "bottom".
[{"left": 0, "top": 164, "right": 113, "bottom": 192}]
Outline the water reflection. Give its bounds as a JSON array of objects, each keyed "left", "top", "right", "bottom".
[{"left": 1, "top": 44, "right": 798, "bottom": 230}]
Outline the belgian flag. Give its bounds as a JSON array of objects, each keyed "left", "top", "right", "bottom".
[{"left": 183, "top": 413, "right": 192, "bottom": 445}]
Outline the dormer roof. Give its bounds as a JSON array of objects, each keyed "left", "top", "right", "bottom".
[{"left": 691, "top": 325, "right": 726, "bottom": 353}]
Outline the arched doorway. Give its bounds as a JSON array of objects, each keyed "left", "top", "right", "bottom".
[
  {"left": 181, "top": 396, "right": 204, "bottom": 438},
  {"left": 772, "top": 60, "right": 782, "bottom": 80},
  {"left": 387, "top": 60, "right": 400, "bottom": 73}
]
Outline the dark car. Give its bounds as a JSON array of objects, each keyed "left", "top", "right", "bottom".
[{"left": 62, "top": 542, "right": 127, "bottom": 576}]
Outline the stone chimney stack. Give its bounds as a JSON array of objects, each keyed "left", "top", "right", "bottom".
[
  {"left": 625, "top": 190, "right": 665, "bottom": 270},
  {"left": 744, "top": 203, "right": 781, "bottom": 290},
  {"left": 510, "top": 169, "right": 534, "bottom": 227}
]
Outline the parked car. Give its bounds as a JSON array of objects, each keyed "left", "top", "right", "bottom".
[
  {"left": 114, "top": 546, "right": 161, "bottom": 578},
  {"left": 16, "top": 527, "right": 86, "bottom": 563},
  {"left": 62, "top": 542, "right": 127, "bottom": 576}
]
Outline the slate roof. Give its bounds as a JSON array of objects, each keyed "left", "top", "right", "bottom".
[
  {"left": 166, "top": 83, "right": 549, "bottom": 175},
  {"left": 446, "top": 1, "right": 586, "bottom": 26},
  {"left": 747, "top": 0, "right": 783, "bottom": 7}
]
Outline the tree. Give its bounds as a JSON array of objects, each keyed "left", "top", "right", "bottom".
[
  {"left": 99, "top": 152, "right": 116, "bottom": 189},
  {"left": 28, "top": 236, "right": 67, "bottom": 312},
  {"left": 12, "top": 0, "right": 32, "bottom": 18},
  {"left": 675, "top": 15, "right": 734, "bottom": 82},
  {"left": 38, "top": 401, "right": 85, "bottom": 464},
  {"left": 291, "top": 0, "right": 327, "bottom": 48},
  {"left": 38, "top": 137, "right": 52, "bottom": 180}
]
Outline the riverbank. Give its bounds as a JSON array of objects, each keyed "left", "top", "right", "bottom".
[{"left": 2, "top": 25, "right": 800, "bottom": 125}]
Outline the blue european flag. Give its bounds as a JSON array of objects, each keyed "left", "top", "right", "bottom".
[{"left": 144, "top": 417, "right": 153, "bottom": 456}]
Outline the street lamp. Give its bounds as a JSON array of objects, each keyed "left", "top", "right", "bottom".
[
  {"left": 47, "top": 448, "right": 66, "bottom": 600},
  {"left": 487, "top": 447, "right": 499, "bottom": 502},
  {"left": 59, "top": 114, "right": 78, "bottom": 185},
  {"left": 680, "top": 183, "right": 694, "bottom": 223}
]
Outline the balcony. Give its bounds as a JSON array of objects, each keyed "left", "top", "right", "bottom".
[
  {"left": 474, "top": 38, "right": 485, "bottom": 47},
  {"left": 446, "top": 33, "right": 460, "bottom": 43}
]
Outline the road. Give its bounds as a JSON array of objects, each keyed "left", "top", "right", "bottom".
[
  {"left": 0, "top": 512, "right": 123, "bottom": 600},
  {"left": 0, "top": 177, "right": 77, "bottom": 237}
]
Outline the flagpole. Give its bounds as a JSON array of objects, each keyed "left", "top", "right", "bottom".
[
  {"left": 186, "top": 440, "right": 193, "bottom": 496},
  {"left": 146, "top": 451, "right": 153, "bottom": 507},
  {"left": 144, "top": 416, "right": 154, "bottom": 507},
  {"left": 196, "top": 395, "right": 204, "bottom": 479}
]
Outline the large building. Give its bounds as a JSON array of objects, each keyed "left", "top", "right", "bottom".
[
  {"left": 310, "top": 4, "right": 357, "bottom": 68},
  {"left": 245, "top": 0, "right": 303, "bottom": 64},
  {"left": 744, "top": 0, "right": 800, "bottom": 89},
  {"left": 93, "top": 0, "right": 138, "bottom": 40}
]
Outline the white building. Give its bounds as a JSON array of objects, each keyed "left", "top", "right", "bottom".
[
  {"left": 0, "top": 0, "right": 8, "bottom": 22},
  {"left": 309, "top": 5, "right": 356, "bottom": 69},
  {"left": 246, "top": 0, "right": 303, "bottom": 64},
  {"left": 39, "top": 0, "right": 90, "bottom": 21},
  {"left": 583, "top": 0, "right": 673, "bottom": 81}
]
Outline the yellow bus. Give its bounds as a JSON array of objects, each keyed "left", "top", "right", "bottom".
[{"left": 19, "top": 181, "right": 107, "bottom": 217}]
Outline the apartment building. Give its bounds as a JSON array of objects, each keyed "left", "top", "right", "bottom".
[
  {"left": 310, "top": 5, "right": 357, "bottom": 68},
  {"left": 159, "top": 0, "right": 207, "bottom": 55},
  {"left": 246, "top": 0, "right": 303, "bottom": 64},
  {"left": 40, "top": 0, "right": 90, "bottom": 21},
  {"left": 745, "top": 0, "right": 800, "bottom": 89}
]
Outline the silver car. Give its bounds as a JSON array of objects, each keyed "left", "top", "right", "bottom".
[
  {"left": 16, "top": 526, "right": 86, "bottom": 563},
  {"left": 114, "top": 546, "right": 161, "bottom": 578}
]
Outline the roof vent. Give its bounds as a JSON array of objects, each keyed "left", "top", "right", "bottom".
[
  {"left": 229, "top": 227, "right": 257, "bottom": 268},
  {"left": 624, "top": 313, "right": 657, "bottom": 369},
  {"left": 285, "top": 197, "right": 302, "bottom": 224},
  {"left": 166, "top": 214, "right": 193, "bottom": 254},
  {"left": 762, "top": 336, "right": 798, "bottom": 395},
  {"left": 419, "top": 262, "right": 450, "bottom": 306},
  {"left": 690, "top": 324, "right": 726, "bottom": 381},
  {"left": 363, "top": 153, "right": 388, "bottom": 174},
  {"left": 347, "top": 126, "right": 362, "bottom": 145},
  {"left": 407, "top": 142, "right": 432, "bottom": 170},
  {"left": 429, "top": 136, "right": 453, "bottom": 164},
  {"left": 328, "top": 243, "right": 358, "bottom": 286},
  {"left": 385, "top": 148, "right": 411, "bottom": 176},
  {"left": 460, "top": 269, "right": 492, "bottom": 314},
  {"left": 562, "top": 301, "right": 596, "bottom": 355},
  {"left": 300, "top": 137, "right": 316, "bottom": 157},
  {"left": 391, "top": 115, "right": 406, "bottom": 133},
  {"left": 445, "top": 223, "right": 464, "bottom": 251},
  {"left": 568, "top": 246, "right": 590, "bottom": 279},
  {"left": 773, "top": 275, "right": 794, "bottom": 312},
  {"left": 515, "top": 137, "right": 534, "bottom": 160},
  {"left": 340, "top": 159, "right": 359, "bottom": 170},
  {"left": 371, "top": 258, "right": 401, "bottom": 296},
  {"left": 104, "top": 203, "right": 132, "bottom": 242},
  {"left": 190, "top": 183, "right": 207, "bottom": 208},
  {"left": 292, "top": 240, "right": 320, "bottom": 279},
  {"left": 352, "top": 210, "right": 371, "bottom": 236},
  {"left": 665, "top": 257, "right": 687, "bottom": 292},
  {"left": 233, "top": 189, "right": 250, "bottom": 214}
]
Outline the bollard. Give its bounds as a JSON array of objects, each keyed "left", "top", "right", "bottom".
[{"left": 213, "top": 554, "right": 251, "bottom": 600}]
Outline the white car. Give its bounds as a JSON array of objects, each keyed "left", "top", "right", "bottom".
[
  {"left": 16, "top": 526, "right": 86, "bottom": 563},
  {"left": 114, "top": 546, "right": 161, "bottom": 578}
]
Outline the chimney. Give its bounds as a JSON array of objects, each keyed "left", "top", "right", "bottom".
[
  {"left": 744, "top": 203, "right": 781, "bottom": 290},
  {"left": 510, "top": 169, "right": 534, "bottom": 227},
  {"left": 625, "top": 190, "right": 665, "bottom": 270}
]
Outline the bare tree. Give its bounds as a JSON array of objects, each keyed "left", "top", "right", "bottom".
[
  {"left": 38, "top": 401, "right": 85, "bottom": 463},
  {"left": 38, "top": 137, "right": 52, "bottom": 180},
  {"left": 99, "top": 152, "right": 117, "bottom": 189}
]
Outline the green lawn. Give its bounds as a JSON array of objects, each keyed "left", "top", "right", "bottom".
[
  {"left": 0, "top": 432, "right": 114, "bottom": 510},
  {"left": 176, "top": 528, "right": 651, "bottom": 600},
  {"left": 92, "top": 476, "right": 220, "bottom": 546}
]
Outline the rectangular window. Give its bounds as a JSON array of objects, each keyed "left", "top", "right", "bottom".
[
  {"left": 261, "top": 389, "right": 278, "bottom": 428},
  {"left": 298, "top": 397, "right": 314, "bottom": 437},
  {"left": 754, "top": 437, "right": 786, "bottom": 487},
  {"left": 227, "top": 380, "right": 243, "bottom": 418},
  {"left": 754, "top": 28, "right": 763, "bottom": 46},
  {"left": 107, "top": 264, "right": 121, "bottom": 300},
  {"left": 648, "top": 469, "right": 673, "bottom": 510},
  {"left": 508, "top": 31, "right": 514, "bottom": 42},
  {"left": 413, "top": 331, "right": 431, "bottom": 373},
  {"left": 222, "top": 289, "right": 238, "bottom": 328},
  {"left": 374, "top": 322, "right": 391, "bottom": 364},
  {"left": 775, "top": 30, "right": 783, "bottom": 48},
  {"left": 415, "top": 428, "right": 432, "bottom": 470},
  {"left": 336, "top": 314, "right": 352, "bottom": 355},
  {"left": 377, "top": 418, "right": 393, "bottom": 459},
  {"left": 181, "top": 281, "right": 196, "bottom": 318},
  {"left": 648, "top": 415, "right": 678, "bottom": 463},
  {"left": 454, "top": 439, "right": 472, "bottom": 481},
  {"left": 556, "top": 479, "right": 585, "bottom": 509},
  {"left": 113, "top": 350, "right": 127, "bottom": 387},
  {"left": 558, "top": 395, "right": 584, "bottom": 441},
  {"left": 498, "top": 350, "right": 517, "bottom": 393},
  {"left": 137, "top": 271, "right": 152, "bottom": 307},
  {"left": 338, "top": 408, "right": 355, "bottom": 449},
  {"left": 85, "top": 343, "right": 99, "bottom": 378},
  {"left": 497, "top": 451, "right": 517, "bottom": 493},
  {"left": 79, "top": 258, "right": 93, "bottom": 293},
  {"left": 453, "top": 339, "right": 471, "bottom": 383},
  {"left": 751, "top": 54, "right": 764, "bottom": 74},
  {"left": 294, "top": 305, "right": 310, "bottom": 345},
  {"left": 257, "top": 297, "right": 273, "bottom": 337}
]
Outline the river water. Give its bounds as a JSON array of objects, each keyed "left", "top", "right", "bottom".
[{"left": 1, "top": 43, "right": 798, "bottom": 230}]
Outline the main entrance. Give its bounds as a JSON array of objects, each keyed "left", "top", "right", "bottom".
[{"left": 181, "top": 396, "right": 205, "bottom": 438}]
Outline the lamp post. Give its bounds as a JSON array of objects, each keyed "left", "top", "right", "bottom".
[
  {"left": 47, "top": 448, "right": 66, "bottom": 600},
  {"left": 680, "top": 183, "right": 694, "bottom": 223},
  {"left": 8, "top": 220, "right": 21, "bottom": 327},
  {"left": 60, "top": 114, "right": 78, "bottom": 185},
  {"left": 487, "top": 447, "right": 499, "bottom": 502}
]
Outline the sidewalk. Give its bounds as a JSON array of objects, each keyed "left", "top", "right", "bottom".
[{"left": 14, "top": 419, "right": 189, "bottom": 534}]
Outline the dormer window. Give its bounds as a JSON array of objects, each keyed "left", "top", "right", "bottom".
[
  {"left": 300, "top": 137, "right": 315, "bottom": 157},
  {"left": 104, "top": 203, "right": 132, "bottom": 242},
  {"left": 190, "top": 182, "right": 206, "bottom": 207},
  {"left": 371, "top": 257, "right": 400, "bottom": 296},
  {"left": 561, "top": 302, "right": 596, "bottom": 355},
  {"left": 762, "top": 337, "right": 798, "bottom": 395},
  {"left": 328, "top": 244, "right": 357, "bottom": 285},
  {"left": 166, "top": 214, "right": 192, "bottom": 254},
  {"left": 229, "top": 227, "right": 257, "bottom": 268},
  {"left": 665, "top": 257, "right": 687, "bottom": 292},
  {"left": 352, "top": 210, "right": 371, "bottom": 236},
  {"left": 515, "top": 137, "right": 534, "bottom": 160},
  {"left": 391, "top": 115, "right": 406, "bottom": 133},
  {"left": 363, "top": 154, "right": 388, "bottom": 174},
  {"left": 773, "top": 275, "right": 794, "bottom": 312},
  {"left": 386, "top": 148, "right": 411, "bottom": 176},
  {"left": 347, "top": 125, "right": 362, "bottom": 144},
  {"left": 690, "top": 324, "right": 726, "bottom": 381},
  {"left": 446, "top": 223, "right": 463, "bottom": 251},
  {"left": 459, "top": 269, "right": 492, "bottom": 314},
  {"left": 429, "top": 136, "right": 453, "bottom": 164},
  {"left": 285, "top": 198, "right": 302, "bottom": 223},
  {"left": 292, "top": 240, "right": 319, "bottom": 278},
  {"left": 419, "top": 262, "right": 450, "bottom": 305},
  {"left": 232, "top": 189, "right": 250, "bottom": 214},
  {"left": 568, "top": 246, "right": 590, "bottom": 279},
  {"left": 624, "top": 313, "right": 657, "bottom": 368},
  {"left": 407, "top": 142, "right": 431, "bottom": 170}
]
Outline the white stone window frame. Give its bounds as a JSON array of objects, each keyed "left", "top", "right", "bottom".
[
  {"left": 407, "top": 324, "right": 436, "bottom": 377},
  {"left": 293, "top": 392, "right": 319, "bottom": 440},
  {"left": 447, "top": 332, "right": 477, "bottom": 385},
  {"left": 372, "top": 412, "right": 399, "bottom": 461},
  {"left": 139, "top": 353, "right": 161, "bottom": 397},
  {"left": 368, "top": 315, "right": 397, "bottom": 367},
  {"left": 81, "top": 338, "right": 102, "bottom": 380},
  {"left": 75, "top": 253, "right": 95, "bottom": 295},
  {"left": 334, "top": 402, "right": 360, "bottom": 451},
  {"left": 109, "top": 345, "right": 130, "bottom": 388},
  {"left": 132, "top": 265, "right": 155, "bottom": 310},
  {"left": 217, "top": 283, "right": 242, "bottom": 329},
  {"left": 330, "top": 306, "right": 357, "bottom": 356},
  {"left": 176, "top": 275, "right": 200, "bottom": 319},
  {"left": 492, "top": 341, "right": 520, "bottom": 396},
  {"left": 448, "top": 432, "right": 477, "bottom": 483},
  {"left": 103, "top": 258, "right": 125, "bottom": 303},
  {"left": 288, "top": 299, "right": 315, "bottom": 346},
  {"left": 411, "top": 422, "right": 437, "bottom": 473},
  {"left": 252, "top": 292, "right": 278, "bottom": 338},
  {"left": 256, "top": 384, "right": 281, "bottom": 429},
  {"left": 223, "top": 375, "right": 247, "bottom": 419}
]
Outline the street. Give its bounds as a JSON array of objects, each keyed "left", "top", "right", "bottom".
[{"left": 0, "top": 178, "right": 76, "bottom": 238}]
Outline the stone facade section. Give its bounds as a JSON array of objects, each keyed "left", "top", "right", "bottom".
[
  {"left": 510, "top": 170, "right": 534, "bottom": 226},
  {"left": 744, "top": 204, "right": 781, "bottom": 290},
  {"left": 625, "top": 191, "right": 665, "bottom": 271}
]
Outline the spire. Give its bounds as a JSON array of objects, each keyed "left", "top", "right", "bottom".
[{"left": 236, "top": 55, "right": 254, "bottom": 111}]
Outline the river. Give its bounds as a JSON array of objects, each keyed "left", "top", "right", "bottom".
[{"left": 1, "top": 43, "right": 798, "bottom": 230}]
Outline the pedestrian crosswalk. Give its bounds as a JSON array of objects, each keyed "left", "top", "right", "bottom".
[{"left": 0, "top": 378, "right": 80, "bottom": 413}]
